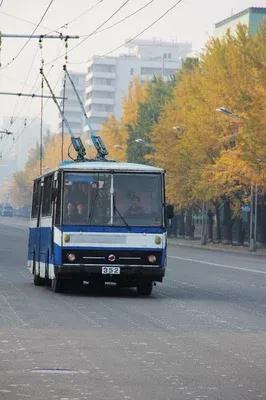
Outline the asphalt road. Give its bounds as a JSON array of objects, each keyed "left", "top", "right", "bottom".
[{"left": 0, "top": 218, "right": 265, "bottom": 400}]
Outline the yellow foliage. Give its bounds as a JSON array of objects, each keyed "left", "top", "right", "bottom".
[{"left": 150, "top": 22, "right": 266, "bottom": 209}]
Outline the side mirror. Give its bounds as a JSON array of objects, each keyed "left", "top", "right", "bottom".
[{"left": 166, "top": 204, "right": 174, "bottom": 219}]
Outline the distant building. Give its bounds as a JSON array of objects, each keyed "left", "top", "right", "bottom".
[
  {"left": 0, "top": 117, "right": 49, "bottom": 185},
  {"left": 58, "top": 71, "right": 86, "bottom": 135},
  {"left": 85, "top": 39, "right": 192, "bottom": 132},
  {"left": 215, "top": 7, "right": 266, "bottom": 38}
]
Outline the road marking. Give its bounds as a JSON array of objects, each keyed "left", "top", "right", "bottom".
[{"left": 168, "top": 255, "right": 266, "bottom": 275}]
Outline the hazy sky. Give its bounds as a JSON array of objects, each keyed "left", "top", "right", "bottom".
[{"left": 0, "top": 0, "right": 265, "bottom": 135}]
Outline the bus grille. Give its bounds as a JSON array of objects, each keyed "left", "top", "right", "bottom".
[{"left": 62, "top": 249, "right": 162, "bottom": 266}]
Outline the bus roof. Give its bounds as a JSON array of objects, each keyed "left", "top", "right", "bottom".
[{"left": 58, "top": 161, "right": 164, "bottom": 173}]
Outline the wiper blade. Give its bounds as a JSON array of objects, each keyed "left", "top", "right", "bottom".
[{"left": 113, "top": 196, "right": 130, "bottom": 228}]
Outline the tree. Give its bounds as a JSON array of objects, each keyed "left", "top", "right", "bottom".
[
  {"left": 127, "top": 77, "right": 174, "bottom": 164},
  {"left": 150, "top": 23, "right": 266, "bottom": 242}
]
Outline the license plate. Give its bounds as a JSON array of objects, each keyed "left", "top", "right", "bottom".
[{"left": 102, "top": 266, "right": 120, "bottom": 275}]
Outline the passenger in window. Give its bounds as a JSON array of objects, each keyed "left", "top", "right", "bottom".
[
  {"left": 64, "top": 202, "right": 78, "bottom": 224},
  {"left": 125, "top": 195, "right": 144, "bottom": 217},
  {"left": 76, "top": 203, "right": 87, "bottom": 223}
]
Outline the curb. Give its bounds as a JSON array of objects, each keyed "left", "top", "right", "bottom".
[{"left": 168, "top": 239, "right": 266, "bottom": 258}]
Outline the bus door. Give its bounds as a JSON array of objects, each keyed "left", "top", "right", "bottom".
[
  {"left": 34, "top": 177, "right": 43, "bottom": 274},
  {"left": 29, "top": 178, "right": 42, "bottom": 271},
  {"left": 38, "top": 174, "right": 54, "bottom": 278}
]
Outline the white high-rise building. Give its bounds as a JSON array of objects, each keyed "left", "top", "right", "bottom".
[
  {"left": 85, "top": 39, "right": 192, "bottom": 132},
  {"left": 58, "top": 71, "right": 86, "bottom": 135}
]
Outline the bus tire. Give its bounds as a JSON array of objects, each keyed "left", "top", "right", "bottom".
[
  {"left": 137, "top": 281, "right": 153, "bottom": 296},
  {"left": 33, "top": 263, "right": 46, "bottom": 286},
  {"left": 51, "top": 275, "right": 64, "bottom": 293}
]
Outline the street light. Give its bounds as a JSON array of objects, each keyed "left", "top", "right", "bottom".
[
  {"left": 135, "top": 138, "right": 146, "bottom": 144},
  {"left": 172, "top": 126, "right": 185, "bottom": 133},
  {"left": 215, "top": 107, "right": 240, "bottom": 120}
]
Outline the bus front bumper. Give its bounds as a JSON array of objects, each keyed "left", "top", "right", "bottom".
[{"left": 55, "top": 264, "right": 165, "bottom": 283}]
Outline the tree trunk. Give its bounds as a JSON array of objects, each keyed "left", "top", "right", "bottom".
[
  {"left": 214, "top": 202, "right": 221, "bottom": 242},
  {"left": 179, "top": 211, "right": 185, "bottom": 237},
  {"left": 235, "top": 217, "right": 245, "bottom": 245},
  {"left": 207, "top": 210, "right": 214, "bottom": 242},
  {"left": 222, "top": 199, "right": 232, "bottom": 244},
  {"left": 185, "top": 208, "right": 194, "bottom": 239}
]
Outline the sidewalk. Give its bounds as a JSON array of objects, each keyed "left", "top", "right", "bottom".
[
  {"left": 0, "top": 216, "right": 29, "bottom": 230},
  {"left": 168, "top": 237, "right": 266, "bottom": 258}
]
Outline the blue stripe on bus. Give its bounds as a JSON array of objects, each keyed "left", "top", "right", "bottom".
[{"left": 58, "top": 225, "right": 165, "bottom": 234}]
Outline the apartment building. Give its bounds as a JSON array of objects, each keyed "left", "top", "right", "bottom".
[
  {"left": 85, "top": 39, "right": 192, "bottom": 132},
  {"left": 215, "top": 7, "right": 266, "bottom": 38}
]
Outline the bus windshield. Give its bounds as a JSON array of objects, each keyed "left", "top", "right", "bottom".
[{"left": 63, "top": 172, "right": 163, "bottom": 227}]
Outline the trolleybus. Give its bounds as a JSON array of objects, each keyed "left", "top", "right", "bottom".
[{"left": 28, "top": 158, "right": 171, "bottom": 295}]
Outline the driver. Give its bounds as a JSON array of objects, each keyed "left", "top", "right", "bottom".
[{"left": 125, "top": 195, "right": 144, "bottom": 217}]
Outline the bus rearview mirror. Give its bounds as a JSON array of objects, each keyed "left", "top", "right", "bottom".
[{"left": 166, "top": 204, "right": 174, "bottom": 219}]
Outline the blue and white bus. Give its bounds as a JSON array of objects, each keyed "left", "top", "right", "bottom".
[{"left": 28, "top": 160, "right": 171, "bottom": 295}]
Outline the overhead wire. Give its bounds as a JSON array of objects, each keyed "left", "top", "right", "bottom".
[
  {"left": 56, "top": 0, "right": 104, "bottom": 30},
  {"left": 68, "top": 0, "right": 155, "bottom": 65},
  {"left": 5, "top": 44, "right": 40, "bottom": 132},
  {"left": 1, "top": 36, "right": 65, "bottom": 149},
  {"left": 95, "top": 0, "right": 154, "bottom": 35},
  {"left": 1, "top": 0, "right": 55, "bottom": 70},
  {"left": 1, "top": 69, "right": 63, "bottom": 160},
  {"left": 0, "top": 10, "right": 62, "bottom": 34},
  {"left": 0, "top": 36, "right": 65, "bottom": 158},
  {"left": 102, "top": 0, "right": 185, "bottom": 57},
  {"left": 44, "top": 0, "right": 132, "bottom": 66},
  {"left": 52, "top": 0, "right": 184, "bottom": 66},
  {"left": 0, "top": 44, "right": 40, "bottom": 153}
]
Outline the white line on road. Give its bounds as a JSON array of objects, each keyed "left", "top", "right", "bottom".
[{"left": 168, "top": 255, "right": 266, "bottom": 275}]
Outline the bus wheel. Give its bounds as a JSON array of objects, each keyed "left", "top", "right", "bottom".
[
  {"left": 137, "top": 281, "right": 153, "bottom": 296},
  {"left": 33, "top": 265, "right": 46, "bottom": 286},
  {"left": 51, "top": 275, "right": 64, "bottom": 293}
]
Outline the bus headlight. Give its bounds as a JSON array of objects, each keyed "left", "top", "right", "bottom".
[
  {"left": 155, "top": 236, "right": 161, "bottom": 245},
  {"left": 67, "top": 253, "right": 76, "bottom": 262},
  {"left": 64, "top": 234, "right": 70, "bottom": 243},
  {"left": 148, "top": 255, "right": 156, "bottom": 264}
]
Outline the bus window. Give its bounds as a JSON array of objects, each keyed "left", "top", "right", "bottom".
[
  {"left": 113, "top": 174, "right": 162, "bottom": 227},
  {"left": 41, "top": 174, "right": 53, "bottom": 217},
  {"left": 31, "top": 179, "right": 41, "bottom": 219},
  {"left": 63, "top": 172, "right": 111, "bottom": 225}
]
